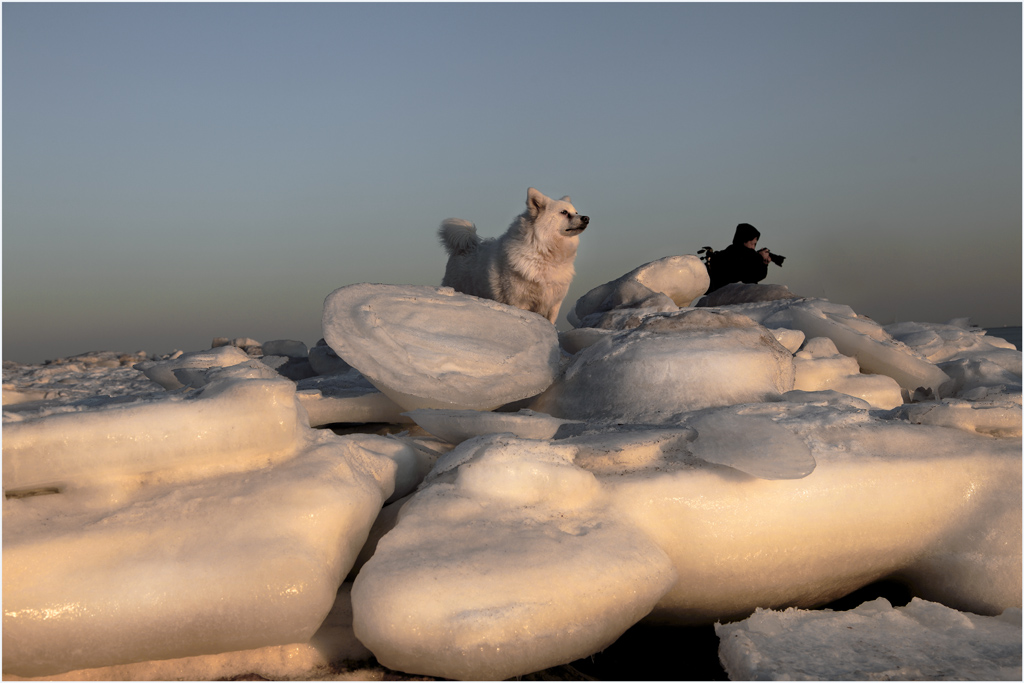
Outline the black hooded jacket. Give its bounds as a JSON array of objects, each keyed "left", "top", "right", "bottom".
[{"left": 707, "top": 223, "right": 768, "bottom": 292}]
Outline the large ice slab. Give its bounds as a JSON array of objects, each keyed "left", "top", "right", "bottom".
[
  {"left": 351, "top": 401, "right": 1020, "bottom": 679},
  {"left": 781, "top": 302, "right": 951, "bottom": 396},
  {"left": 531, "top": 310, "right": 796, "bottom": 421},
  {"left": 567, "top": 255, "right": 709, "bottom": 327},
  {"left": 352, "top": 434, "right": 679, "bottom": 681},
  {"left": 3, "top": 378, "right": 305, "bottom": 494},
  {"left": 4, "top": 583, "right": 373, "bottom": 682},
  {"left": 322, "top": 284, "right": 560, "bottom": 411},
  {"left": 716, "top": 598, "right": 1022, "bottom": 681},
  {"left": 2, "top": 377, "right": 411, "bottom": 677}
]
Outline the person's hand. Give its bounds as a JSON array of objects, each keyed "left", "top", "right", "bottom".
[{"left": 758, "top": 248, "right": 771, "bottom": 264}]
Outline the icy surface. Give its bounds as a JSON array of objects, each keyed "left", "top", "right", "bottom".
[
  {"left": 352, "top": 402, "right": 1020, "bottom": 678},
  {"left": 4, "top": 583, "right": 373, "bottom": 682},
  {"left": 2, "top": 376, "right": 410, "bottom": 677},
  {"left": 568, "top": 254, "right": 709, "bottom": 327},
  {"left": 794, "top": 336, "right": 903, "bottom": 409},
  {"left": 783, "top": 302, "right": 952, "bottom": 396},
  {"left": 531, "top": 310, "right": 796, "bottom": 421},
  {"left": 890, "top": 394, "right": 1022, "bottom": 438},
  {"left": 716, "top": 598, "right": 1022, "bottom": 681},
  {"left": 2, "top": 264, "right": 1020, "bottom": 681},
  {"left": 322, "top": 284, "right": 560, "bottom": 410},
  {"left": 698, "top": 282, "right": 799, "bottom": 306},
  {"left": 134, "top": 345, "right": 252, "bottom": 390},
  {"left": 295, "top": 370, "right": 410, "bottom": 427},
  {"left": 352, "top": 434, "right": 679, "bottom": 680},
  {"left": 4, "top": 378, "right": 305, "bottom": 492},
  {"left": 2, "top": 351, "right": 166, "bottom": 417}
]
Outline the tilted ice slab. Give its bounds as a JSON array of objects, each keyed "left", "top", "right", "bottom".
[
  {"left": 322, "top": 284, "right": 560, "bottom": 411},
  {"left": 794, "top": 336, "right": 903, "bottom": 410},
  {"left": 716, "top": 597, "right": 1022, "bottom": 681},
  {"left": 886, "top": 319, "right": 1021, "bottom": 367},
  {"left": 884, "top": 320, "right": 1022, "bottom": 399},
  {"left": 351, "top": 401, "right": 1020, "bottom": 679},
  {"left": 890, "top": 394, "right": 1022, "bottom": 438},
  {"left": 567, "top": 254, "right": 709, "bottom": 327},
  {"left": 772, "top": 301, "right": 952, "bottom": 396},
  {"left": 2, "top": 377, "right": 414, "bottom": 678},
  {"left": 531, "top": 310, "right": 796, "bottom": 421}
]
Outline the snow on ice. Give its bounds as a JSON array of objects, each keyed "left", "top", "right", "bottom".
[
  {"left": 716, "top": 598, "right": 1021, "bottom": 680},
  {"left": 2, "top": 255, "right": 1021, "bottom": 680}
]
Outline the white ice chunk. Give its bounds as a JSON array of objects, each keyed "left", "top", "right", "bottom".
[
  {"left": 1, "top": 583, "right": 373, "bottom": 682},
  {"left": 886, "top": 320, "right": 1022, "bottom": 371},
  {"left": 351, "top": 435, "right": 678, "bottom": 681},
  {"left": 892, "top": 395, "right": 1023, "bottom": 438},
  {"left": 770, "top": 327, "right": 805, "bottom": 353},
  {"left": 885, "top": 322, "right": 1021, "bottom": 397},
  {"left": 133, "top": 346, "right": 252, "bottom": 390},
  {"left": 172, "top": 358, "right": 282, "bottom": 389},
  {"left": 322, "top": 284, "right": 560, "bottom": 411},
  {"left": 630, "top": 254, "right": 710, "bottom": 306},
  {"left": 403, "top": 408, "right": 581, "bottom": 444},
  {"left": 568, "top": 255, "right": 708, "bottom": 327},
  {"left": 2, "top": 378, "right": 305, "bottom": 494},
  {"left": 1, "top": 374, "right": 429, "bottom": 677},
  {"left": 794, "top": 336, "right": 904, "bottom": 409},
  {"left": 938, "top": 356, "right": 1023, "bottom": 398},
  {"left": 784, "top": 302, "right": 951, "bottom": 396},
  {"left": 3, "top": 427, "right": 402, "bottom": 677},
  {"left": 716, "top": 598, "right": 1022, "bottom": 681},
  {"left": 531, "top": 310, "right": 795, "bottom": 421}
]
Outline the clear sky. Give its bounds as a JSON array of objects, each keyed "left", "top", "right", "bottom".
[{"left": 3, "top": 2, "right": 1021, "bottom": 364}]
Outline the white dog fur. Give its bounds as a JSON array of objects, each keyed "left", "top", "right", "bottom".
[{"left": 438, "top": 188, "right": 589, "bottom": 324}]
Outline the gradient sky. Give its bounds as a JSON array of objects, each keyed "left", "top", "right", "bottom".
[{"left": 3, "top": 2, "right": 1021, "bottom": 364}]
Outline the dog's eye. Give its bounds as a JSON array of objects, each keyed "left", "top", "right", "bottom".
[{"left": 560, "top": 210, "right": 569, "bottom": 216}]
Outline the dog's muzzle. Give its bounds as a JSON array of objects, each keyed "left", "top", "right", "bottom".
[{"left": 566, "top": 215, "right": 589, "bottom": 235}]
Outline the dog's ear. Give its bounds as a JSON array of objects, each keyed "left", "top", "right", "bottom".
[
  {"left": 560, "top": 196, "right": 571, "bottom": 203},
  {"left": 526, "top": 187, "right": 548, "bottom": 217}
]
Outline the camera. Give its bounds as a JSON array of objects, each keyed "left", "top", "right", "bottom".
[{"left": 769, "top": 252, "right": 786, "bottom": 267}]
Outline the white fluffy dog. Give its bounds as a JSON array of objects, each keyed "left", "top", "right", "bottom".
[{"left": 438, "top": 188, "right": 589, "bottom": 324}]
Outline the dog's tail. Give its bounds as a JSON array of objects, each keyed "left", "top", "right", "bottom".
[{"left": 438, "top": 218, "right": 480, "bottom": 256}]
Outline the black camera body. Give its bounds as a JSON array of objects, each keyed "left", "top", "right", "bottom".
[{"left": 769, "top": 252, "right": 786, "bottom": 267}]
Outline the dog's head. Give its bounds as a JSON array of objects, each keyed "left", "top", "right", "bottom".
[{"left": 526, "top": 187, "right": 589, "bottom": 238}]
